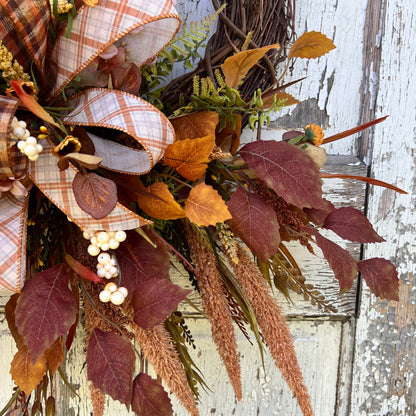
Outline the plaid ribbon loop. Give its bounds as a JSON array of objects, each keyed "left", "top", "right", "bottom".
[{"left": 0, "top": 0, "right": 181, "bottom": 293}]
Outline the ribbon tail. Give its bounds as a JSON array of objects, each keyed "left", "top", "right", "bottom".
[{"left": 0, "top": 193, "right": 29, "bottom": 294}]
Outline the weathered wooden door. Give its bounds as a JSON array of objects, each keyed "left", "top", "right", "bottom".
[{"left": 0, "top": 1, "right": 414, "bottom": 415}]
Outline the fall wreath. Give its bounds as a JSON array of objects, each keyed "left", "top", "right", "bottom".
[{"left": 0, "top": 0, "right": 405, "bottom": 415}]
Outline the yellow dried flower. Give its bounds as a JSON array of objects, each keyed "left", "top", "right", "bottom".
[
  {"left": 83, "top": 0, "right": 98, "bottom": 6},
  {"left": 0, "top": 41, "right": 30, "bottom": 82},
  {"left": 305, "top": 123, "right": 324, "bottom": 146},
  {"left": 53, "top": 135, "right": 82, "bottom": 156},
  {"left": 49, "top": 0, "right": 73, "bottom": 15}
]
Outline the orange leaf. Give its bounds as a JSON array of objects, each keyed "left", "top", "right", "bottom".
[
  {"left": 138, "top": 182, "right": 186, "bottom": 220},
  {"left": 170, "top": 111, "right": 219, "bottom": 141},
  {"left": 185, "top": 183, "right": 232, "bottom": 226},
  {"left": 222, "top": 44, "right": 280, "bottom": 89},
  {"left": 44, "top": 338, "right": 64, "bottom": 375},
  {"left": 288, "top": 31, "right": 335, "bottom": 59},
  {"left": 10, "top": 80, "right": 62, "bottom": 130},
  {"left": 164, "top": 134, "right": 216, "bottom": 181},
  {"left": 261, "top": 92, "right": 300, "bottom": 109},
  {"left": 10, "top": 346, "right": 47, "bottom": 395}
]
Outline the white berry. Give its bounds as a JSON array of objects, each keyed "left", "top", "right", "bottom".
[
  {"left": 26, "top": 136, "right": 37, "bottom": 145},
  {"left": 99, "top": 290, "right": 112, "bottom": 303},
  {"left": 105, "top": 282, "right": 118, "bottom": 292},
  {"left": 83, "top": 230, "right": 93, "bottom": 240},
  {"left": 87, "top": 244, "right": 100, "bottom": 256},
  {"left": 98, "top": 252, "right": 111, "bottom": 265},
  {"left": 101, "top": 243, "right": 110, "bottom": 251},
  {"left": 118, "top": 287, "right": 128, "bottom": 297},
  {"left": 109, "top": 266, "right": 118, "bottom": 276},
  {"left": 13, "top": 127, "right": 25, "bottom": 138},
  {"left": 108, "top": 238, "right": 119, "bottom": 249},
  {"left": 96, "top": 231, "right": 109, "bottom": 244},
  {"left": 110, "top": 291, "right": 125, "bottom": 305},
  {"left": 97, "top": 268, "right": 106, "bottom": 278},
  {"left": 114, "top": 231, "right": 127, "bottom": 242}
]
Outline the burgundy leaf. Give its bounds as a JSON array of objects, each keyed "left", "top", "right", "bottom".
[
  {"left": 304, "top": 198, "right": 335, "bottom": 226},
  {"left": 227, "top": 187, "right": 280, "bottom": 261},
  {"left": 311, "top": 228, "right": 358, "bottom": 293},
  {"left": 72, "top": 172, "right": 117, "bottom": 219},
  {"left": 131, "top": 373, "right": 173, "bottom": 416},
  {"left": 15, "top": 264, "right": 78, "bottom": 363},
  {"left": 133, "top": 278, "right": 190, "bottom": 329},
  {"left": 239, "top": 140, "right": 325, "bottom": 209},
  {"left": 357, "top": 258, "right": 399, "bottom": 301},
  {"left": 323, "top": 206, "right": 385, "bottom": 243},
  {"left": 117, "top": 230, "right": 170, "bottom": 294},
  {"left": 87, "top": 328, "right": 135, "bottom": 407}
]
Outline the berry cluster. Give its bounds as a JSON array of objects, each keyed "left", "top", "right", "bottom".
[
  {"left": 83, "top": 230, "right": 128, "bottom": 305},
  {"left": 11, "top": 117, "right": 43, "bottom": 161},
  {"left": 99, "top": 282, "right": 128, "bottom": 305},
  {"left": 83, "top": 230, "right": 127, "bottom": 256}
]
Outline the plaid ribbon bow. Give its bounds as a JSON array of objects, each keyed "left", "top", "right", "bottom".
[{"left": 0, "top": 0, "right": 180, "bottom": 293}]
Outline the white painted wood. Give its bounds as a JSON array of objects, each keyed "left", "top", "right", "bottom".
[
  {"left": 350, "top": 0, "right": 416, "bottom": 414},
  {"left": 0, "top": 313, "right": 347, "bottom": 416}
]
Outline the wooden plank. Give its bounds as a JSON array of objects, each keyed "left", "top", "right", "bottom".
[
  {"left": 350, "top": 0, "right": 416, "bottom": 413},
  {"left": 0, "top": 313, "right": 346, "bottom": 416}
]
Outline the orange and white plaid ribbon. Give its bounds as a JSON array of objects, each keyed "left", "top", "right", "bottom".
[{"left": 0, "top": 0, "right": 181, "bottom": 292}]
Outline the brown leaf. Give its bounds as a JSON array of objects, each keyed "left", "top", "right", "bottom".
[
  {"left": 132, "top": 278, "right": 190, "bottom": 329},
  {"left": 261, "top": 92, "right": 300, "bottom": 109},
  {"left": 15, "top": 264, "right": 78, "bottom": 363},
  {"left": 323, "top": 206, "right": 385, "bottom": 243},
  {"left": 131, "top": 373, "right": 173, "bottom": 416},
  {"left": 138, "top": 182, "right": 185, "bottom": 220},
  {"left": 5, "top": 294, "right": 24, "bottom": 349},
  {"left": 10, "top": 346, "right": 47, "bottom": 395},
  {"left": 72, "top": 172, "right": 118, "bottom": 219},
  {"left": 320, "top": 173, "right": 407, "bottom": 194},
  {"left": 87, "top": 328, "right": 135, "bottom": 407},
  {"left": 239, "top": 140, "right": 326, "bottom": 209},
  {"left": 163, "top": 134, "right": 216, "bottom": 180},
  {"left": 222, "top": 44, "right": 280, "bottom": 89},
  {"left": 215, "top": 114, "right": 241, "bottom": 155},
  {"left": 112, "top": 63, "right": 142, "bottom": 96},
  {"left": 227, "top": 188, "right": 280, "bottom": 261},
  {"left": 288, "top": 31, "right": 336, "bottom": 59},
  {"left": 44, "top": 338, "right": 64, "bottom": 375},
  {"left": 170, "top": 111, "right": 219, "bottom": 141},
  {"left": 185, "top": 183, "right": 232, "bottom": 226},
  {"left": 323, "top": 116, "right": 388, "bottom": 144},
  {"left": 357, "top": 258, "right": 399, "bottom": 301},
  {"left": 57, "top": 153, "right": 103, "bottom": 171}
]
